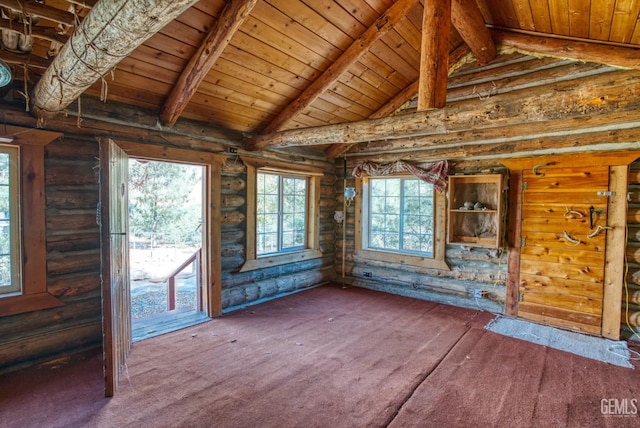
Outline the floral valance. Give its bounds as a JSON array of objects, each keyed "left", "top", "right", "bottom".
[{"left": 351, "top": 160, "right": 449, "bottom": 192}]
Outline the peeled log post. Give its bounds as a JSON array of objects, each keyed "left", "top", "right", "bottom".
[
  {"left": 418, "top": 0, "right": 450, "bottom": 110},
  {"left": 31, "top": 0, "right": 200, "bottom": 121}
]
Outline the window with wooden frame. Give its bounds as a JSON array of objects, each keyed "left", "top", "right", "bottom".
[
  {"left": 0, "top": 145, "right": 21, "bottom": 296},
  {"left": 0, "top": 127, "right": 64, "bottom": 316},
  {"left": 241, "top": 157, "right": 322, "bottom": 272},
  {"left": 355, "top": 175, "right": 449, "bottom": 270}
]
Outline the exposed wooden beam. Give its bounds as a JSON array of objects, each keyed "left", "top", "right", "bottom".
[
  {"left": 324, "top": 44, "right": 472, "bottom": 159},
  {"left": 66, "top": 0, "right": 99, "bottom": 8},
  {"left": 0, "top": 98, "right": 328, "bottom": 163},
  {"left": 451, "top": 0, "right": 495, "bottom": 64},
  {"left": 0, "top": 18, "right": 69, "bottom": 45},
  {"left": 418, "top": 0, "right": 450, "bottom": 110},
  {"left": 159, "top": 0, "right": 258, "bottom": 127},
  {"left": 0, "top": 50, "right": 51, "bottom": 70},
  {"left": 32, "top": 0, "right": 201, "bottom": 121},
  {"left": 260, "top": 0, "right": 420, "bottom": 134},
  {"left": 246, "top": 68, "right": 640, "bottom": 151},
  {"left": 491, "top": 29, "right": 640, "bottom": 70},
  {"left": 357, "top": 127, "right": 640, "bottom": 164},
  {"left": 348, "top": 110, "right": 640, "bottom": 157},
  {"left": 0, "top": 0, "right": 77, "bottom": 26}
]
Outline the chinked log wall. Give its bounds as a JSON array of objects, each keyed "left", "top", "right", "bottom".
[
  {"left": 335, "top": 161, "right": 506, "bottom": 314},
  {"left": 338, "top": 54, "right": 640, "bottom": 320},
  {"left": 0, "top": 120, "right": 336, "bottom": 372},
  {"left": 0, "top": 137, "right": 102, "bottom": 372},
  {"left": 625, "top": 161, "right": 640, "bottom": 340},
  {"left": 219, "top": 156, "right": 336, "bottom": 309}
]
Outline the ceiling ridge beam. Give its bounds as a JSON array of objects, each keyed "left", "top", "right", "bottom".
[
  {"left": 259, "top": 0, "right": 420, "bottom": 134},
  {"left": 159, "top": 0, "right": 258, "bottom": 127},
  {"left": 491, "top": 29, "right": 640, "bottom": 70}
]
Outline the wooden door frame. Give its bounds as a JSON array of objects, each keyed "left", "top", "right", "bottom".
[
  {"left": 112, "top": 140, "right": 225, "bottom": 317},
  {"left": 502, "top": 151, "right": 639, "bottom": 340}
]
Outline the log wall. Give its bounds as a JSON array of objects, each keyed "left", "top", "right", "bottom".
[
  {"left": 0, "top": 132, "right": 337, "bottom": 373},
  {"left": 0, "top": 137, "right": 103, "bottom": 372},
  {"left": 625, "top": 161, "right": 640, "bottom": 339},
  {"left": 219, "top": 155, "right": 336, "bottom": 309},
  {"left": 338, "top": 55, "right": 640, "bottom": 319},
  {"left": 335, "top": 161, "right": 507, "bottom": 313}
]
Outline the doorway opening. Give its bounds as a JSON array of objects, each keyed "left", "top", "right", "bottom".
[{"left": 128, "top": 158, "right": 209, "bottom": 341}]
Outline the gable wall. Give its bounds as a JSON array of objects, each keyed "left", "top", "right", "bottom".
[{"left": 336, "top": 59, "right": 640, "bottom": 339}]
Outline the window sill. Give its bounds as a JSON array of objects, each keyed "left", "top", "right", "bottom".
[
  {"left": 355, "top": 249, "right": 450, "bottom": 271},
  {"left": 0, "top": 292, "right": 64, "bottom": 317},
  {"left": 239, "top": 249, "right": 323, "bottom": 272}
]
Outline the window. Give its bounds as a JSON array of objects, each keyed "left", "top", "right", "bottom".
[
  {"left": 241, "top": 157, "right": 323, "bottom": 272},
  {"left": 367, "top": 177, "right": 434, "bottom": 256},
  {"left": 256, "top": 172, "right": 307, "bottom": 255},
  {"left": 355, "top": 175, "right": 448, "bottom": 270},
  {"left": 0, "top": 145, "right": 21, "bottom": 296}
]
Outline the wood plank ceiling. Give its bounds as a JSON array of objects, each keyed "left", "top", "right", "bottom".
[{"left": 2, "top": 0, "right": 640, "bottom": 156}]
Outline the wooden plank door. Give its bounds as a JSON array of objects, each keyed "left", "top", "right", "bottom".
[
  {"left": 100, "top": 139, "right": 131, "bottom": 397},
  {"left": 518, "top": 165, "right": 610, "bottom": 335}
]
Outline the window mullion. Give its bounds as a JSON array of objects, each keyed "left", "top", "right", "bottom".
[
  {"left": 399, "top": 178, "right": 405, "bottom": 251},
  {"left": 278, "top": 175, "right": 283, "bottom": 252}
]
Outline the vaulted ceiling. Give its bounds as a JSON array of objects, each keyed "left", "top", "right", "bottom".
[{"left": 1, "top": 0, "right": 640, "bottom": 157}]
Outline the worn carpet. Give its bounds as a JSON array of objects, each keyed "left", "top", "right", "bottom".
[{"left": 1, "top": 284, "right": 638, "bottom": 428}]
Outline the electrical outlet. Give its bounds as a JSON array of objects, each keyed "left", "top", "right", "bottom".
[
  {"left": 473, "top": 289, "right": 485, "bottom": 298},
  {"left": 363, "top": 272, "right": 372, "bottom": 277}
]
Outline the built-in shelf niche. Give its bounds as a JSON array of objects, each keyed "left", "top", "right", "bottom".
[{"left": 447, "top": 174, "right": 503, "bottom": 248}]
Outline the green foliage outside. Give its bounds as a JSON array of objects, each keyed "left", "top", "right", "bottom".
[
  {"left": 0, "top": 153, "right": 12, "bottom": 287},
  {"left": 256, "top": 173, "right": 307, "bottom": 255},
  {"left": 369, "top": 177, "right": 434, "bottom": 255},
  {"left": 128, "top": 160, "right": 202, "bottom": 251}
]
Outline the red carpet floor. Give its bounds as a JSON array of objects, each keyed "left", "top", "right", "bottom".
[{"left": 1, "top": 284, "right": 638, "bottom": 427}]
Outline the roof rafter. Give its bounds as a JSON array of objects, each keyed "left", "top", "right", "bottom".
[
  {"left": 451, "top": 0, "right": 495, "bottom": 64},
  {"left": 0, "top": 17, "right": 69, "bottom": 45},
  {"left": 0, "top": 0, "right": 77, "bottom": 26},
  {"left": 159, "top": 0, "right": 258, "bottom": 127},
  {"left": 325, "top": 44, "right": 472, "bottom": 159},
  {"left": 258, "top": 0, "right": 420, "bottom": 135}
]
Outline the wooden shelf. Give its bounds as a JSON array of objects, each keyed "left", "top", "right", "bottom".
[{"left": 447, "top": 174, "right": 503, "bottom": 248}]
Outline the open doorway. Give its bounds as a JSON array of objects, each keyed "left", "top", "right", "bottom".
[{"left": 128, "top": 159, "right": 209, "bottom": 341}]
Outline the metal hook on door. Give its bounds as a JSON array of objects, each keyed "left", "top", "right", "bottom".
[{"left": 532, "top": 162, "right": 556, "bottom": 177}]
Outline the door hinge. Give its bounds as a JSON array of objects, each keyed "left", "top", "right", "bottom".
[
  {"left": 597, "top": 191, "right": 615, "bottom": 197},
  {"left": 522, "top": 181, "right": 528, "bottom": 191},
  {"left": 520, "top": 237, "right": 526, "bottom": 247},
  {"left": 518, "top": 293, "right": 524, "bottom": 302}
]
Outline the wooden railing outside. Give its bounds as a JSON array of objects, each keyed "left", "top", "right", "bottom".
[{"left": 165, "top": 248, "right": 202, "bottom": 311}]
